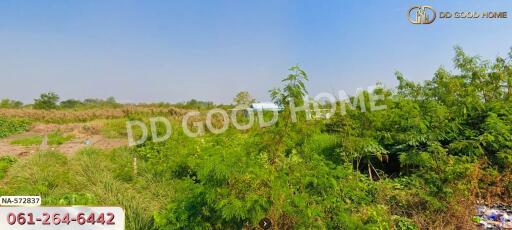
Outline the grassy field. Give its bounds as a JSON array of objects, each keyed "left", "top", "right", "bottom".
[
  {"left": 1, "top": 49, "right": 512, "bottom": 229},
  {"left": 10, "top": 132, "right": 74, "bottom": 146}
]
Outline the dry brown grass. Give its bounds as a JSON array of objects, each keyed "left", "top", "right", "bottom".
[{"left": 0, "top": 106, "right": 186, "bottom": 123}]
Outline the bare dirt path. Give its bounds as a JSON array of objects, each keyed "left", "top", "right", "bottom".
[{"left": 0, "top": 122, "right": 127, "bottom": 156}]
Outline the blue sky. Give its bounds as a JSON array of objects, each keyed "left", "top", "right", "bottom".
[{"left": 1, "top": 1, "right": 511, "bottom": 104}]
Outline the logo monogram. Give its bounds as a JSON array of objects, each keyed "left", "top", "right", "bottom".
[{"left": 409, "top": 6, "right": 436, "bottom": 24}]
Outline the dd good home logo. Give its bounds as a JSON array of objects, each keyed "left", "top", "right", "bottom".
[{"left": 408, "top": 6, "right": 436, "bottom": 24}]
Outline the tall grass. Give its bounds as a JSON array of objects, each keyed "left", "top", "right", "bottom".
[
  {"left": 0, "top": 148, "right": 175, "bottom": 229},
  {"left": 0, "top": 156, "right": 16, "bottom": 180}
]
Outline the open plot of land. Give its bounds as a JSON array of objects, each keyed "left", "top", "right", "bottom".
[{"left": 0, "top": 122, "right": 127, "bottom": 156}]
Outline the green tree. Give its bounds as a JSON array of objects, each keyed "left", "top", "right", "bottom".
[
  {"left": 233, "top": 91, "right": 255, "bottom": 107},
  {"left": 33, "top": 92, "right": 60, "bottom": 110},
  {"left": 264, "top": 65, "right": 311, "bottom": 165},
  {"left": 270, "top": 65, "right": 309, "bottom": 108},
  {"left": 105, "top": 96, "right": 117, "bottom": 105},
  {"left": 0, "top": 99, "right": 23, "bottom": 108},
  {"left": 60, "top": 99, "right": 83, "bottom": 109}
]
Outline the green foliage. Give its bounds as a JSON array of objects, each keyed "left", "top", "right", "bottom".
[
  {"left": 146, "top": 131, "right": 389, "bottom": 229},
  {"left": 233, "top": 91, "right": 256, "bottom": 107},
  {"left": 33, "top": 92, "right": 60, "bottom": 110},
  {"left": 60, "top": 97, "right": 120, "bottom": 109},
  {"left": 0, "top": 156, "right": 16, "bottom": 180},
  {"left": 3, "top": 48, "right": 512, "bottom": 229},
  {"left": 0, "top": 117, "right": 31, "bottom": 138},
  {"left": 270, "top": 64, "right": 309, "bottom": 107},
  {"left": 101, "top": 119, "right": 132, "bottom": 138},
  {"left": 10, "top": 132, "right": 74, "bottom": 146},
  {"left": 32, "top": 93, "right": 120, "bottom": 110},
  {"left": 2, "top": 151, "right": 71, "bottom": 196},
  {"left": 0, "top": 99, "right": 23, "bottom": 108},
  {"left": 175, "top": 99, "right": 215, "bottom": 110},
  {"left": 102, "top": 117, "right": 172, "bottom": 140},
  {"left": 0, "top": 148, "right": 171, "bottom": 230},
  {"left": 82, "top": 97, "right": 120, "bottom": 108},
  {"left": 59, "top": 99, "right": 83, "bottom": 109}
]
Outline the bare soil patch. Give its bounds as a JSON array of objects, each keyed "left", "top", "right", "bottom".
[{"left": 0, "top": 122, "right": 127, "bottom": 156}]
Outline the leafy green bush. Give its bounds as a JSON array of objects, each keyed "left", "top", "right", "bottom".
[
  {"left": 0, "top": 156, "right": 16, "bottom": 180},
  {"left": 0, "top": 99, "right": 23, "bottom": 108},
  {"left": 0, "top": 117, "right": 30, "bottom": 138},
  {"left": 33, "top": 92, "right": 60, "bottom": 110}
]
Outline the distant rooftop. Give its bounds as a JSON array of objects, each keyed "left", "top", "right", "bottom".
[{"left": 249, "top": 102, "right": 282, "bottom": 111}]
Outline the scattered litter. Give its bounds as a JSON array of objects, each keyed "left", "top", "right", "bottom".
[
  {"left": 84, "top": 139, "right": 91, "bottom": 145},
  {"left": 475, "top": 203, "right": 512, "bottom": 229}
]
